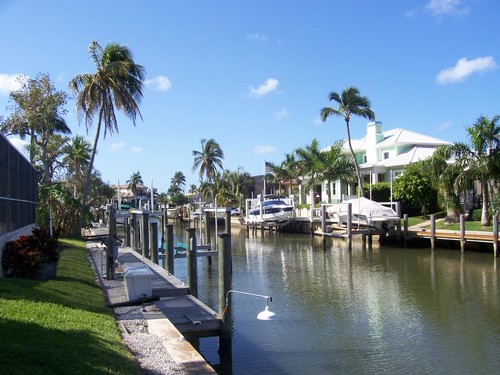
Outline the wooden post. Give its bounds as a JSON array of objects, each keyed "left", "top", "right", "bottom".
[
  {"left": 368, "top": 233, "right": 372, "bottom": 249},
  {"left": 106, "top": 206, "right": 116, "bottom": 280},
  {"left": 124, "top": 217, "right": 131, "bottom": 247},
  {"left": 403, "top": 214, "right": 409, "bottom": 246},
  {"left": 430, "top": 214, "right": 436, "bottom": 250},
  {"left": 186, "top": 227, "right": 198, "bottom": 298},
  {"left": 346, "top": 203, "right": 352, "bottom": 244},
  {"left": 218, "top": 232, "right": 232, "bottom": 355},
  {"left": 165, "top": 224, "right": 174, "bottom": 274},
  {"left": 460, "top": 214, "right": 466, "bottom": 253},
  {"left": 493, "top": 215, "right": 498, "bottom": 257},
  {"left": 225, "top": 208, "right": 232, "bottom": 234},
  {"left": 131, "top": 212, "right": 138, "bottom": 251},
  {"left": 204, "top": 211, "right": 211, "bottom": 246},
  {"left": 321, "top": 205, "right": 326, "bottom": 235},
  {"left": 141, "top": 211, "right": 150, "bottom": 258},
  {"left": 150, "top": 220, "right": 159, "bottom": 265}
]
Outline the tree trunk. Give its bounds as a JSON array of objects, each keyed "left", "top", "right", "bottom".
[
  {"left": 345, "top": 119, "right": 364, "bottom": 197},
  {"left": 81, "top": 108, "right": 104, "bottom": 210},
  {"left": 481, "top": 179, "right": 490, "bottom": 226}
]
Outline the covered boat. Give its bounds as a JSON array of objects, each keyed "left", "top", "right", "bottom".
[{"left": 326, "top": 197, "right": 400, "bottom": 233}]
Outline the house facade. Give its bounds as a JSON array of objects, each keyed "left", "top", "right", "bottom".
[{"left": 313, "top": 121, "right": 451, "bottom": 204}]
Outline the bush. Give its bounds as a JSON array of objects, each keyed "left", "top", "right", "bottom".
[{"left": 2, "top": 228, "right": 60, "bottom": 279}]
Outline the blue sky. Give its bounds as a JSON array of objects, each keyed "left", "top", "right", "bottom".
[{"left": 1, "top": 0, "right": 499, "bottom": 192}]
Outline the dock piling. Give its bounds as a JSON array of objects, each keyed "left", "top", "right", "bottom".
[{"left": 186, "top": 228, "right": 198, "bottom": 298}]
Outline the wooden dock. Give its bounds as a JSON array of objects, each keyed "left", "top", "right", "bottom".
[{"left": 116, "top": 246, "right": 221, "bottom": 337}]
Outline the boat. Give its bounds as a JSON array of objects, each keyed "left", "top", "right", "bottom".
[
  {"left": 246, "top": 195, "right": 295, "bottom": 225},
  {"left": 166, "top": 207, "right": 179, "bottom": 219},
  {"left": 326, "top": 197, "right": 400, "bottom": 234}
]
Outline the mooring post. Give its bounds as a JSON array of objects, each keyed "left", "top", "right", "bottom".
[
  {"left": 493, "top": 215, "right": 498, "bottom": 257},
  {"left": 321, "top": 204, "right": 326, "bottom": 235},
  {"left": 218, "top": 232, "right": 232, "bottom": 355},
  {"left": 141, "top": 211, "right": 150, "bottom": 258},
  {"left": 403, "top": 214, "right": 409, "bottom": 246},
  {"left": 204, "top": 211, "right": 211, "bottom": 246},
  {"left": 347, "top": 203, "right": 352, "bottom": 244},
  {"left": 396, "top": 202, "right": 402, "bottom": 243},
  {"left": 106, "top": 206, "right": 117, "bottom": 280},
  {"left": 150, "top": 219, "right": 159, "bottom": 265},
  {"left": 430, "top": 214, "right": 436, "bottom": 250},
  {"left": 165, "top": 224, "right": 174, "bottom": 274},
  {"left": 225, "top": 208, "right": 232, "bottom": 233},
  {"left": 460, "top": 214, "right": 466, "bottom": 253},
  {"left": 186, "top": 227, "right": 198, "bottom": 298},
  {"left": 124, "top": 217, "right": 131, "bottom": 247},
  {"left": 130, "top": 212, "right": 137, "bottom": 251}
]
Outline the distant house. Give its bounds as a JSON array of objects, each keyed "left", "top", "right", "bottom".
[
  {"left": 112, "top": 183, "right": 149, "bottom": 208},
  {"left": 0, "top": 134, "right": 38, "bottom": 277},
  {"left": 313, "top": 121, "right": 451, "bottom": 203}
]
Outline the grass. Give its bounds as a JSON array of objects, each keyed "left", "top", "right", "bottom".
[
  {"left": 405, "top": 214, "right": 493, "bottom": 232},
  {"left": 0, "top": 238, "right": 141, "bottom": 375}
]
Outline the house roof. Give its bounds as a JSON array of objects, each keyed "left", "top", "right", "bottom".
[
  {"left": 349, "top": 127, "right": 450, "bottom": 151},
  {"left": 359, "top": 146, "right": 439, "bottom": 169}
]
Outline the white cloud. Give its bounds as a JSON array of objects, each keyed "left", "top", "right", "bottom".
[
  {"left": 437, "top": 120, "right": 452, "bottom": 131},
  {"left": 111, "top": 141, "right": 126, "bottom": 151},
  {"left": 0, "top": 73, "right": 24, "bottom": 95},
  {"left": 426, "top": 0, "right": 469, "bottom": 17},
  {"left": 436, "top": 56, "right": 497, "bottom": 84},
  {"left": 145, "top": 75, "right": 172, "bottom": 91},
  {"left": 131, "top": 146, "right": 143, "bottom": 153},
  {"left": 274, "top": 108, "right": 289, "bottom": 120},
  {"left": 247, "top": 33, "right": 267, "bottom": 41},
  {"left": 254, "top": 145, "right": 276, "bottom": 155},
  {"left": 249, "top": 78, "right": 279, "bottom": 98}
]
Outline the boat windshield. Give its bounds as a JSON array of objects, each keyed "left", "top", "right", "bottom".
[{"left": 262, "top": 200, "right": 288, "bottom": 206}]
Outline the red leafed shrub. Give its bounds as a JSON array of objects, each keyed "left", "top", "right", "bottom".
[{"left": 2, "top": 227, "right": 60, "bottom": 279}]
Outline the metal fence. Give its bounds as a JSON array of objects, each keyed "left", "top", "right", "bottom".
[{"left": 0, "top": 134, "right": 38, "bottom": 236}]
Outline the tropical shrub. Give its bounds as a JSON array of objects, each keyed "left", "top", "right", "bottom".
[{"left": 2, "top": 228, "right": 60, "bottom": 279}]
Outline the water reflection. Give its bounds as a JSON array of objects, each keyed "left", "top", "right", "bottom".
[{"left": 170, "top": 223, "right": 500, "bottom": 375}]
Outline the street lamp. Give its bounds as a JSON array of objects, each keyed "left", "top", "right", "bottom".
[{"left": 225, "top": 290, "right": 276, "bottom": 320}]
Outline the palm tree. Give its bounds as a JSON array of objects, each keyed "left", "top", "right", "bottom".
[
  {"left": 295, "top": 139, "right": 324, "bottom": 196},
  {"left": 451, "top": 115, "right": 500, "bottom": 226},
  {"left": 63, "top": 135, "right": 92, "bottom": 183},
  {"left": 126, "top": 171, "right": 143, "bottom": 207},
  {"left": 422, "top": 145, "right": 461, "bottom": 222},
  {"left": 69, "top": 40, "right": 145, "bottom": 209},
  {"left": 320, "top": 86, "right": 375, "bottom": 197},
  {"left": 170, "top": 171, "right": 186, "bottom": 193},
  {"left": 322, "top": 140, "right": 356, "bottom": 203},
  {"left": 192, "top": 138, "right": 224, "bottom": 183},
  {"left": 227, "top": 168, "right": 253, "bottom": 208}
]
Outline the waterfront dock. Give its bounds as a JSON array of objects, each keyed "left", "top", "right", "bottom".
[{"left": 85, "top": 234, "right": 219, "bottom": 374}]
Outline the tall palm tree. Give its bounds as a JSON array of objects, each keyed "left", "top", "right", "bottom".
[
  {"left": 126, "top": 171, "right": 143, "bottom": 207},
  {"left": 69, "top": 40, "right": 145, "bottom": 209},
  {"left": 192, "top": 138, "right": 224, "bottom": 183},
  {"left": 451, "top": 115, "right": 500, "bottom": 226},
  {"left": 320, "top": 86, "right": 375, "bottom": 197}
]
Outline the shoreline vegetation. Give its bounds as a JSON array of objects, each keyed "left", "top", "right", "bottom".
[{"left": 0, "top": 238, "right": 142, "bottom": 375}]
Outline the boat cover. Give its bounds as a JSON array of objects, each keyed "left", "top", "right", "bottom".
[{"left": 327, "top": 197, "right": 399, "bottom": 221}]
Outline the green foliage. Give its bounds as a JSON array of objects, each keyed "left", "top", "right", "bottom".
[
  {"left": 2, "top": 228, "right": 60, "bottom": 279},
  {"left": 393, "top": 162, "right": 438, "bottom": 216},
  {"left": 361, "top": 182, "right": 391, "bottom": 201}
]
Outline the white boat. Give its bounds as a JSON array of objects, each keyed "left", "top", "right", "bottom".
[
  {"left": 246, "top": 195, "right": 295, "bottom": 225},
  {"left": 326, "top": 197, "right": 400, "bottom": 233},
  {"left": 166, "top": 207, "right": 179, "bottom": 219}
]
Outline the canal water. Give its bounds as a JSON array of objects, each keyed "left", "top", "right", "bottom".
[{"left": 169, "top": 222, "right": 500, "bottom": 375}]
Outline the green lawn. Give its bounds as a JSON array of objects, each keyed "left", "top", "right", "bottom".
[{"left": 0, "top": 238, "right": 141, "bottom": 375}]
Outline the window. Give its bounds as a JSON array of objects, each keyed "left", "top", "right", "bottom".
[{"left": 384, "top": 152, "right": 389, "bottom": 159}]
